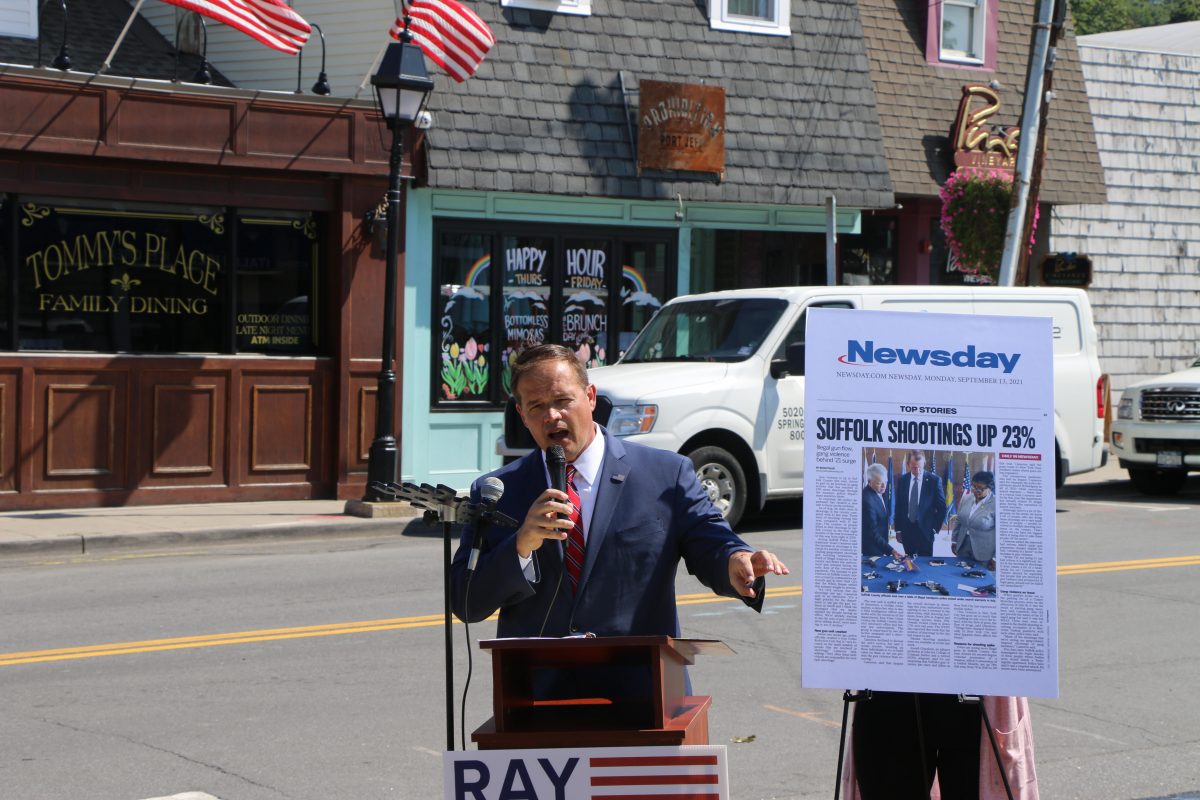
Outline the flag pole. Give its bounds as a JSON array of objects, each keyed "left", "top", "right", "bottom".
[
  {"left": 99, "top": 0, "right": 147, "bottom": 74},
  {"left": 356, "top": 40, "right": 391, "bottom": 96},
  {"left": 356, "top": 9, "right": 411, "bottom": 97}
]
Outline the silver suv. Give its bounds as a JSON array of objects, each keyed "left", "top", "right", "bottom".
[{"left": 1111, "top": 357, "right": 1200, "bottom": 495}]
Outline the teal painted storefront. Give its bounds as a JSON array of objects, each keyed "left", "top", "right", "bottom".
[{"left": 401, "top": 189, "right": 861, "bottom": 489}]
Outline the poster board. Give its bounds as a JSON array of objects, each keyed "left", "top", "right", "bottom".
[{"left": 800, "top": 308, "right": 1059, "bottom": 698}]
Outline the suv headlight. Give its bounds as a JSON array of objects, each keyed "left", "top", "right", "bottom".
[
  {"left": 1117, "top": 395, "right": 1134, "bottom": 420},
  {"left": 608, "top": 404, "right": 658, "bottom": 436}
]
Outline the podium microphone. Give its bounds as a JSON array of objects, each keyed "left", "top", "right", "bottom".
[{"left": 466, "top": 476, "right": 505, "bottom": 575}]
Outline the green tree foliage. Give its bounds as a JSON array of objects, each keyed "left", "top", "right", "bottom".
[
  {"left": 1071, "top": 0, "right": 1200, "bottom": 34},
  {"left": 1071, "top": 0, "right": 1131, "bottom": 35}
]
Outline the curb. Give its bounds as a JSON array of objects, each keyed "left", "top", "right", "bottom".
[{"left": 0, "top": 517, "right": 423, "bottom": 557}]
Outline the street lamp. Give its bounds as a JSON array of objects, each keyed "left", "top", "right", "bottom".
[{"left": 363, "top": 31, "right": 433, "bottom": 502}]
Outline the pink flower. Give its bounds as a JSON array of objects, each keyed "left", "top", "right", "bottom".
[{"left": 463, "top": 338, "right": 478, "bottom": 362}]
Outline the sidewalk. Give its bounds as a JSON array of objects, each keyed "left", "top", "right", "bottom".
[
  {"left": 0, "top": 459, "right": 1133, "bottom": 557},
  {"left": 0, "top": 497, "right": 423, "bottom": 556}
]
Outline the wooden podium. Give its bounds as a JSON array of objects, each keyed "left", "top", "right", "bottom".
[{"left": 471, "top": 635, "right": 724, "bottom": 750}]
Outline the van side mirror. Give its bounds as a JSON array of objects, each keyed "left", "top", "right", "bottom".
[{"left": 770, "top": 342, "right": 806, "bottom": 379}]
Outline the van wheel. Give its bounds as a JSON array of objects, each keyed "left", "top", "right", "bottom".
[
  {"left": 688, "top": 446, "right": 746, "bottom": 527},
  {"left": 1128, "top": 467, "right": 1187, "bottom": 496}
]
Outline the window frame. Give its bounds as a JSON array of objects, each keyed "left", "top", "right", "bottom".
[
  {"left": 499, "top": 0, "right": 591, "bottom": 15},
  {"left": 707, "top": 0, "right": 791, "bottom": 37},
  {"left": 928, "top": 0, "right": 997, "bottom": 70}
]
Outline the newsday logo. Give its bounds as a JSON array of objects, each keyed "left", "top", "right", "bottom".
[{"left": 838, "top": 339, "right": 1021, "bottom": 374}]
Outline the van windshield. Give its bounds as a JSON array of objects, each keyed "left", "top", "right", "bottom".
[{"left": 620, "top": 298, "right": 788, "bottom": 363}]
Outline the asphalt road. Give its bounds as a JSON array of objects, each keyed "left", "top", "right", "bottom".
[{"left": 2, "top": 475, "right": 1198, "bottom": 800}]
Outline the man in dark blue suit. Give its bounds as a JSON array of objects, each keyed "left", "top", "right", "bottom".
[
  {"left": 451, "top": 344, "right": 787, "bottom": 640},
  {"left": 893, "top": 449, "right": 945, "bottom": 557},
  {"left": 861, "top": 463, "right": 897, "bottom": 559}
]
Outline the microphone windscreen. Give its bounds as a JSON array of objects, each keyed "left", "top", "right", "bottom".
[{"left": 481, "top": 476, "right": 504, "bottom": 503}]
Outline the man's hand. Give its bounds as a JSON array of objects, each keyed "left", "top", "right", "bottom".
[
  {"left": 514, "top": 488, "right": 573, "bottom": 559},
  {"left": 728, "top": 549, "right": 789, "bottom": 599}
]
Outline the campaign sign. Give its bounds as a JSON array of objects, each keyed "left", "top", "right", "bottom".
[{"left": 443, "top": 745, "right": 729, "bottom": 799}]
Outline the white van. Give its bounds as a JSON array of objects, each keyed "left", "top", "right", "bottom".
[{"left": 499, "top": 286, "right": 1110, "bottom": 525}]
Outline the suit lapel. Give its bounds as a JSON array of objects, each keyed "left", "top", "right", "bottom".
[{"left": 576, "top": 430, "right": 627, "bottom": 595}]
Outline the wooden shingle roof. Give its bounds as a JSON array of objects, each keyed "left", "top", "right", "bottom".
[{"left": 422, "top": 0, "right": 895, "bottom": 209}]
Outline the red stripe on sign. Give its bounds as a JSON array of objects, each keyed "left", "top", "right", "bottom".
[
  {"left": 593, "top": 774, "right": 718, "bottom": 786},
  {"left": 592, "top": 794, "right": 719, "bottom": 800},
  {"left": 590, "top": 756, "right": 719, "bottom": 767}
]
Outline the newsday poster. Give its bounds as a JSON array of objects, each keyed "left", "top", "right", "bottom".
[{"left": 800, "top": 308, "right": 1059, "bottom": 699}]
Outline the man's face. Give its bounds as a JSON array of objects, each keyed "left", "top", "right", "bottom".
[
  {"left": 515, "top": 359, "right": 598, "bottom": 462},
  {"left": 907, "top": 455, "right": 924, "bottom": 476},
  {"left": 868, "top": 476, "right": 886, "bottom": 495}
]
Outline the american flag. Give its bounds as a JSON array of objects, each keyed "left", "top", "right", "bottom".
[
  {"left": 962, "top": 457, "right": 972, "bottom": 505},
  {"left": 943, "top": 456, "right": 954, "bottom": 526},
  {"left": 887, "top": 453, "right": 895, "bottom": 528},
  {"left": 390, "top": 0, "right": 496, "bottom": 83},
  {"left": 589, "top": 754, "right": 724, "bottom": 799},
  {"left": 160, "top": 0, "right": 311, "bottom": 54}
]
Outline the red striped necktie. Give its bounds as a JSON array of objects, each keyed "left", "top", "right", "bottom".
[{"left": 563, "top": 464, "right": 585, "bottom": 591}]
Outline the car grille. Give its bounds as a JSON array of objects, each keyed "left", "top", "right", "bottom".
[
  {"left": 1134, "top": 439, "right": 1200, "bottom": 455},
  {"left": 1140, "top": 389, "right": 1200, "bottom": 421}
]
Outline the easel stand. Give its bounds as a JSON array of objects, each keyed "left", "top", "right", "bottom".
[
  {"left": 368, "top": 480, "right": 515, "bottom": 752},
  {"left": 834, "top": 690, "right": 1015, "bottom": 800}
]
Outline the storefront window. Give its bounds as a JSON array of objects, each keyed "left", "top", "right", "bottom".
[
  {"left": 437, "top": 231, "right": 494, "bottom": 402},
  {"left": 500, "top": 234, "right": 551, "bottom": 396},
  {"left": 433, "top": 222, "right": 674, "bottom": 408},
  {"left": 17, "top": 199, "right": 227, "bottom": 353},
  {"left": 691, "top": 229, "right": 824, "bottom": 293},
  {"left": 2, "top": 197, "right": 324, "bottom": 355},
  {"left": 930, "top": 216, "right": 993, "bottom": 285},
  {"left": 561, "top": 237, "right": 609, "bottom": 368},
  {"left": 840, "top": 215, "right": 898, "bottom": 285},
  {"left": 618, "top": 240, "right": 668, "bottom": 359},
  {"left": 235, "top": 212, "right": 322, "bottom": 354}
]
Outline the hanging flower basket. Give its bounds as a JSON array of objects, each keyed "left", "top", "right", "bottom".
[{"left": 939, "top": 168, "right": 1038, "bottom": 281}]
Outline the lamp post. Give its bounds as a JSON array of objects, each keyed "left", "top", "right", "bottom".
[{"left": 364, "top": 31, "right": 433, "bottom": 502}]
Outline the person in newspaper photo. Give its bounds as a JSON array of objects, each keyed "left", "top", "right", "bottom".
[
  {"left": 894, "top": 449, "right": 946, "bottom": 557},
  {"left": 861, "top": 463, "right": 899, "bottom": 559},
  {"left": 952, "top": 470, "right": 997, "bottom": 567}
]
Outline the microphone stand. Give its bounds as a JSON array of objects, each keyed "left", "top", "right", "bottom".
[{"left": 369, "top": 480, "right": 515, "bottom": 751}]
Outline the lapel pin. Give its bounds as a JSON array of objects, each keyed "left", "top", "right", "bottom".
[{"left": 612, "top": 473, "right": 626, "bottom": 483}]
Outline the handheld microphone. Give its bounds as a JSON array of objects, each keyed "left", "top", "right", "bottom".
[
  {"left": 546, "top": 445, "right": 567, "bottom": 498},
  {"left": 539, "top": 446, "right": 568, "bottom": 637},
  {"left": 466, "top": 476, "right": 505, "bottom": 574}
]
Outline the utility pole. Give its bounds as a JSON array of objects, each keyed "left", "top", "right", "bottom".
[
  {"left": 999, "top": 0, "right": 1065, "bottom": 286},
  {"left": 1015, "top": 0, "right": 1069, "bottom": 285}
]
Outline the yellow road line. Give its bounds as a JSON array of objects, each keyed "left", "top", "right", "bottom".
[
  {"left": 2, "top": 556, "right": 1193, "bottom": 667},
  {"left": 1057, "top": 555, "right": 1200, "bottom": 575}
]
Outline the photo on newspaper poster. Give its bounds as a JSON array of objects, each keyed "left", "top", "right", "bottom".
[
  {"left": 860, "top": 447, "right": 998, "bottom": 598},
  {"left": 801, "top": 308, "right": 1058, "bottom": 699}
]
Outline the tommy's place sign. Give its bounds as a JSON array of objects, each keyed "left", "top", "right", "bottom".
[
  {"left": 444, "top": 745, "right": 729, "bottom": 800},
  {"left": 21, "top": 203, "right": 224, "bottom": 319},
  {"left": 638, "top": 79, "right": 725, "bottom": 175}
]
